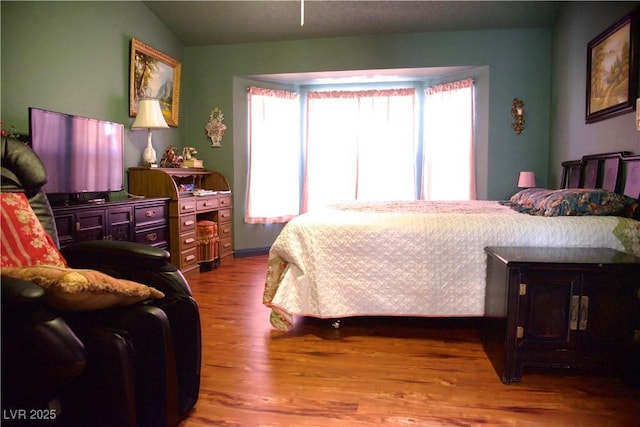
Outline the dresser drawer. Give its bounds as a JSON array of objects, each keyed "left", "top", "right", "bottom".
[
  {"left": 179, "top": 199, "right": 196, "bottom": 214},
  {"left": 219, "top": 208, "right": 232, "bottom": 223},
  {"left": 220, "top": 236, "right": 233, "bottom": 257},
  {"left": 135, "top": 204, "right": 167, "bottom": 227},
  {"left": 180, "top": 247, "right": 198, "bottom": 270},
  {"left": 180, "top": 231, "right": 197, "bottom": 251},
  {"left": 180, "top": 214, "right": 196, "bottom": 233},
  {"left": 219, "top": 194, "right": 232, "bottom": 208},
  {"left": 196, "top": 196, "right": 219, "bottom": 211},
  {"left": 135, "top": 226, "right": 168, "bottom": 248},
  {"left": 219, "top": 223, "right": 232, "bottom": 239}
]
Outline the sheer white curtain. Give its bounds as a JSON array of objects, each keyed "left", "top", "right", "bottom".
[
  {"left": 303, "top": 89, "right": 417, "bottom": 212},
  {"left": 245, "top": 87, "right": 300, "bottom": 224},
  {"left": 422, "top": 79, "right": 475, "bottom": 200}
]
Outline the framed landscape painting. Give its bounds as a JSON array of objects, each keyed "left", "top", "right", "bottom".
[
  {"left": 129, "top": 39, "right": 181, "bottom": 127},
  {"left": 586, "top": 10, "right": 639, "bottom": 124}
]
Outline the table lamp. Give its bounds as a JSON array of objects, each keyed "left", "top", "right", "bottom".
[
  {"left": 517, "top": 171, "right": 536, "bottom": 188},
  {"left": 132, "top": 98, "right": 169, "bottom": 166}
]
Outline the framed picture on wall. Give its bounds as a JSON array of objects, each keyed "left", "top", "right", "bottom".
[
  {"left": 586, "top": 9, "right": 639, "bottom": 124},
  {"left": 129, "top": 39, "right": 181, "bottom": 127}
]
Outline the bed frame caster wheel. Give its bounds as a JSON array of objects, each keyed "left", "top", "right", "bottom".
[{"left": 331, "top": 319, "right": 341, "bottom": 329}]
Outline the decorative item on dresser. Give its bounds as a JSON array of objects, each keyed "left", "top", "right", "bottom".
[
  {"left": 52, "top": 198, "right": 170, "bottom": 250},
  {"left": 128, "top": 167, "right": 233, "bottom": 273}
]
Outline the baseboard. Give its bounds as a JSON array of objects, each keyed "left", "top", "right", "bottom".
[{"left": 234, "top": 247, "right": 270, "bottom": 258}]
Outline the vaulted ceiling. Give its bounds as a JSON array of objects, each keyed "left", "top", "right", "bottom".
[{"left": 144, "top": 1, "right": 561, "bottom": 46}]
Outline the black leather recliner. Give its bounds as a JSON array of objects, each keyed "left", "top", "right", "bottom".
[{"left": 1, "top": 138, "right": 201, "bottom": 426}]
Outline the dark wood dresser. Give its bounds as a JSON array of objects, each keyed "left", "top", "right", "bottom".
[
  {"left": 52, "top": 197, "right": 169, "bottom": 250},
  {"left": 484, "top": 246, "right": 640, "bottom": 384}
]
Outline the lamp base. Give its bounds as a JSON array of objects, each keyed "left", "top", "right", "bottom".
[{"left": 142, "top": 131, "right": 157, "bottom": 165}]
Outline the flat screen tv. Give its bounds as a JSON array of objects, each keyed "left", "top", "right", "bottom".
[{"left": 29, "top": 107, "right": 124, "bottom": 199}]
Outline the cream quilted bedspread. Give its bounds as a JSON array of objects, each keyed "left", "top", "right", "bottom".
[{"left": 263, "top": 201, "right": 640, "bottom": 330}]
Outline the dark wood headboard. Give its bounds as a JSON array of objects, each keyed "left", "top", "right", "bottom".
[{"left": 561, "top": 151, "right": 640, "bottom": 200}]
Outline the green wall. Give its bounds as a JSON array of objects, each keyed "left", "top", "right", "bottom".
[
  {"left": 14, "top": 2, "right": 624, "bottom": 253},
  {"left": 184, "top": 29, "right": 552, "bottom": 251},
  {"left": 0, "top": 1, "right": 184, "bottom": 182}
]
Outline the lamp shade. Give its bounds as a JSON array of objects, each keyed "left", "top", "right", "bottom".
[
  {"left": 517, "top": 171, "right": 536, "bottom": 188},
  {"left": 131, "top": 98, "right": 169, "bottom": 129}
]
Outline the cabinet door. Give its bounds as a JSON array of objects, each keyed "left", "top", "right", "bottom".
[
  {"left": 579, "top": 271, "right": 637, "bottom": 349},
  {"left": 54, "top": 212, "right": 75, "bottom": 247},
  {"left": 517, "top": 270, "right": 581, "bottom": 351},
  {"left": 75, "top": 210, "right": 106, "bottom": 241},
  {"left": 106, "top": 206, "right": 133, "bottom": 241}
]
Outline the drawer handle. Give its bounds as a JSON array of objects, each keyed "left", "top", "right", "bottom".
[
  {"left": 145, "top": 210, "right": 156, "bottom": 218},
  {"left": 184, "top": 237, "right": 195, "bottom": 244},
  {"left": 221, "top": 213, "right": 230, "bottom": 220},
  {"left": 185, "top": 254, "right": 196, "bottom": 262},
  {"left": 146, "top": 232, "right": 158, "bottom": 242},
  {"left": 222, "top": 227, "right": 231, "bottom": 234},
  {"left": 182, "top": 204, "right": 195, "bottom": 211},
  {"left": 223, "top": 242, "right": 232, "bottom": 249},
  {"left": 184, "top": 220, "right": 195, "bottom": 226}
]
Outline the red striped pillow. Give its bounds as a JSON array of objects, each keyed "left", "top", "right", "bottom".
[{"left": 1, "top": 193, "right": 67, "bottom": 268}]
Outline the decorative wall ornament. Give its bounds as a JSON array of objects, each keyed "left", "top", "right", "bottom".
[
  {"left": 511, "top": 98, "right": 525, "bottom": 135},
  {"left": 205, "top": 107, "right": 227, "bottom": 147}
]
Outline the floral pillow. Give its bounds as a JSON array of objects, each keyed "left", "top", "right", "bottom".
[
  {"left": 1, "top": 193, "right": 67, "bottom": 267},
  {"left": 507, "top": 188, "right": 631, "bottom": 217},
  {"left": 622, "top": 196, "right": 640, "bottom": 220},
  {"left": 507, "top": 188, "right": 553, "bottom": 213},
  {"left": 1, "top": 265, "right": 164, "bottom": 311},
  {"left": 535, "top": 188, "right": 627, "bottom": 217}
]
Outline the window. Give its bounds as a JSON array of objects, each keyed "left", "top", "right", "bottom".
[
  {"left": 422, "top": 79, "right": 475, "bottom": 200},
  {"left": 246, "top": 79, "right": 475, "bottom": 223},
  {"left": 245, "top": 87, "right": 300, "bottom": 224},
  {"left": 303, "top": 89, "right": 417, "bottom": 212}
]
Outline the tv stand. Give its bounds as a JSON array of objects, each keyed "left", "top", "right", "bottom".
[
  {"left": 49, "top": 192, "right": 110, "bottom": 207},
  {"left": 52, "top": 197, "right": 169, "bottom": 250}
]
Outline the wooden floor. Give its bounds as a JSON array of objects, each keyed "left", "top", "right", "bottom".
[{"left": 180, "top": 255, "right": 640, "bottom": 426}]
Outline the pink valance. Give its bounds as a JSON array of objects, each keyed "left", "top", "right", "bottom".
[{"left": 425, "top": 78, "right": 473, "bottom": 95}]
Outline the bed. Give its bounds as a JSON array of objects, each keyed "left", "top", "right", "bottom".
[{"left": 263, "top": 152, "right": 640, "bottom": 330}]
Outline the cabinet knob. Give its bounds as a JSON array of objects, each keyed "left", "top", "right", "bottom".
[
  {"left": 145, "top": 210, "right": 156, "bottom": 218},
  {"left": 146, "top": 232, "right": 158, "bottom": 242}
]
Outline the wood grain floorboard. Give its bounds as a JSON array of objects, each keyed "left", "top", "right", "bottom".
[{"left": 179, "top": 255, "right": 639, "bottom": 426}]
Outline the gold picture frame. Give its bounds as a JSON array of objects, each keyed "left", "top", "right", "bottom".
[
  {"left": 586, "top": 10, "right": 638, "bottom": 124},
  {"left": 129, "top": 39, "right": 181, "bottom": 127}
]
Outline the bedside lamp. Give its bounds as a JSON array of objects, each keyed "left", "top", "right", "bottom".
[
  {"left": 517, "top": 171, "right": 536, "bottom": 188},
  {"left": 132, "top": 98, "right": 169, "bottom": 166}
]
